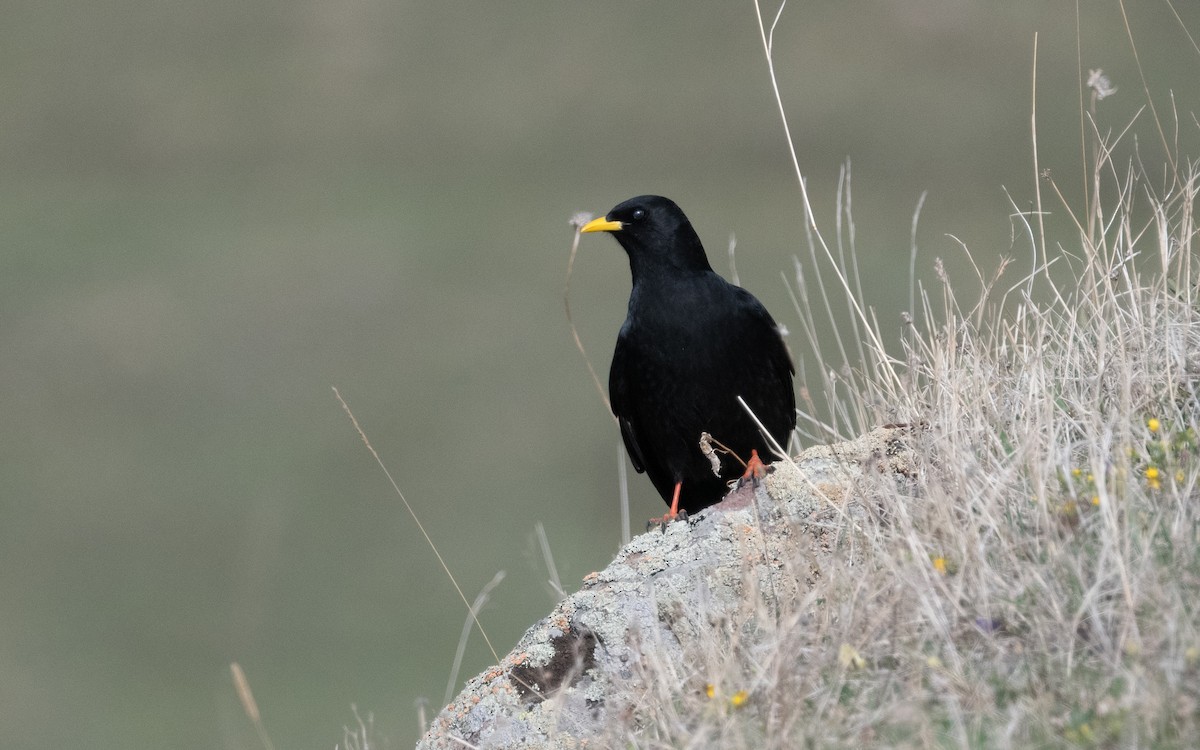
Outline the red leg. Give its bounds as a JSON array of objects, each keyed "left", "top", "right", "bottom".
[
  {"left": 667, "top": 481, "right": 682, "bottom": 519},
  {"left": 647, "top": 481, "right": 684, "bottom": 532},
  {"left": 739, "top": 449, "right": 770, "bottom": 485}
]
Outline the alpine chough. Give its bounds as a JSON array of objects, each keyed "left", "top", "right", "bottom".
[{"left": 581, "top": 195, "right": 796, "bottom": 522}]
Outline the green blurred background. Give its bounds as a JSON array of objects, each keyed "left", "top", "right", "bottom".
[{"left": 1, "top": 2, "right": 1195, "bottom": 748}]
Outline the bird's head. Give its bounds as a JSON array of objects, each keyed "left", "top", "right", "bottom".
[{"left": 580, "top": 195, "right": 713, "bottom": 276}]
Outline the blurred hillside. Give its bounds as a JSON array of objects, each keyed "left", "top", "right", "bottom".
[{"left": 0, "top": 2, "right": 1196, "bottom": 748}]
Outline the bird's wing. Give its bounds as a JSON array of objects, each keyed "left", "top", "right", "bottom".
[
  {"left": 736, "top": 287, "right": 795, "bottom": 374},
  {"left": 609, "top": 336, "right": 648, "bottom": 474},
  {"left": 618, "top": 417, "right": 647, "bottom": 474},
  {"left": 732, "top": 286, "right": 798, "bottom": 439}
]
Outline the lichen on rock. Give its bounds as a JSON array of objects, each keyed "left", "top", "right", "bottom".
[{"left": 415, "top": 426, "right": 918, "bottom": 749}]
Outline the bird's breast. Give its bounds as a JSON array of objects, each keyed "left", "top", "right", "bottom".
[{"left": 622, "top": 292, "right": 752, "bottom": 378}]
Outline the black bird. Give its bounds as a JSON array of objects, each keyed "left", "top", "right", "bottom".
[{"left": 581, "top": 195, "right": 796, "bottom": 522}]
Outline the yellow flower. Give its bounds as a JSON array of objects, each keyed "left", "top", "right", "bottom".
[
  {"left": 932, "top": 557, "right": 947, "bottom": 575},
  {"left": 730, "top": 690, "right": 749, "bottom": 708},
  {"left": 1091, "top": 495, "right": 1100, "bottom": 506},
  {"left": 839, "top": 643, "right": 865, "bottom": 670},
  {"left": 1071, "top": 467, "right": 1082, "bottom": 477},
  {"left": 705, "top": 683, "right": 716, "bottom": 699},
  {"left": 1147, "top": 418, "right": 1160, "bottom": 432},
  {"left": 1146, "top": 466, "right": 1160, "bottom": 480},
  {"left": 1177, "top": 470, "right": 1186, "bottom": 484}
]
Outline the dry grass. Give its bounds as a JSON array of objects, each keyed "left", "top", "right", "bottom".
[
  {"left": 596, "top": 11, "right": 1200, "bottom": 747},
  {"left": 604, "top": 162, "right": 1199, "bottom": 750}
]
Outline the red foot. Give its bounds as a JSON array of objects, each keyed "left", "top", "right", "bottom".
[
  {"left": 647, "top": 481, "right": 688, "bottom": 532},
  {"left": 737, "top": 449, "right": 772, "bottom": 488}
]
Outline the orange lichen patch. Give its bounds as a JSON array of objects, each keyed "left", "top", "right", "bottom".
[
  {"left": 814, "top": 483, "right": 848, "bottom": 503},
  {"left": 506, "top": 652, "right": 531, "bottom": 667}
]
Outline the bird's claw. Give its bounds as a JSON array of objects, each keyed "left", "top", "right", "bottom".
[
  {"left": 735, "top": 449, "right": 774, "bottom": 489},
  {"left": 646, "top": 508, "right": 688, "bottom": 533}
]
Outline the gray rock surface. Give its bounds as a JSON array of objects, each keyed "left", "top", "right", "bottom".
[{"left": 415, "top": 426, "right": 918, "bottom": 749}]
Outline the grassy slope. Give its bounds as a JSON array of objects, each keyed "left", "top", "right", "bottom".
[{"left": 590, "top": 52, "right": 1200, "bottom": 750}]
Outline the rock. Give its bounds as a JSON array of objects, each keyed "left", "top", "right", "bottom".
[{"left": 415, "top": 426, "right": 918, "bottom": 749}]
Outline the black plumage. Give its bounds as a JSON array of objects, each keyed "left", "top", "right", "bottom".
[{"left": 581, "top": 195, "right": 796, "bottom": 518}]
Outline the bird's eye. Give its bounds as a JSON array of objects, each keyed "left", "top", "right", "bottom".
[{"left": 632, "top": 209, "right": 646, "bottom": 221}]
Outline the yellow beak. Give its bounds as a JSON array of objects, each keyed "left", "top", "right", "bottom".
[{"left": 580, "top": 217, "right": 623, "bottom": 234}]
